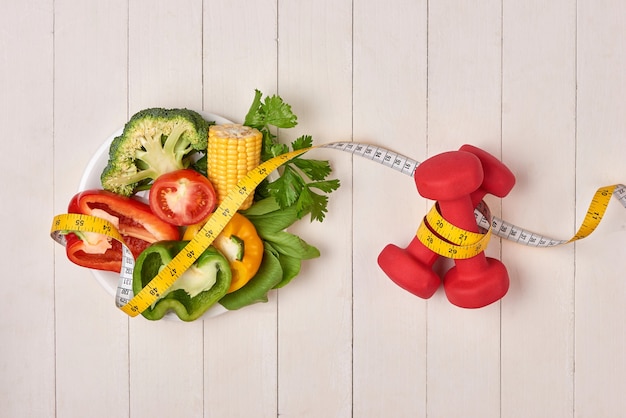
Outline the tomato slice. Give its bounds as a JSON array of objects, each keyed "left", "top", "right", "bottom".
[{"left": 149, "top": 169, "right": 218, "bottom": 226}]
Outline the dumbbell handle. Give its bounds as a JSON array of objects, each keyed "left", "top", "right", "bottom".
[{"left": 437, "top": 193, "right": 490, "bottom": 272}]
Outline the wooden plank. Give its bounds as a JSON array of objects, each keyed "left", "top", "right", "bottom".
[
  {"left": 575, "top": 0, "right": 626, "bottom": 415},
  {"left": 203, "top": 304, "right": 279, "bottom": 418},
  {"left": 53, "top": 2, "right": 130, "bottom": 415},
  {"left": 202, "top": 1, "right": 280, "bottom": 416},
  {"left": 203, "top": 0, "right": 279, "bottom": 123},
  {"left": 426, "top": 1, "right": 503, "bottom": 417},
  {"left": 500, "top": 1, "right": 576, "bottom": 416},
  {"left": 0, "top": 1, "right": 55, "bottom": 416},
  {"left": 128, "top": 0, "right": 204, "bottom": 111},
  {"left": 276, "top": 0, "right": 353, "bottom": 416},
  {"left": 127, "top": 1, "right": 205, "bottom": 417},
  {"left": 352, "top": 0, "right": 429, "bottom": 416}
]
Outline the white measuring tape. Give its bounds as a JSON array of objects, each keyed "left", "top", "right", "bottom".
[{"left": 324, "top": 142, "right": 626, "bottom": 246}]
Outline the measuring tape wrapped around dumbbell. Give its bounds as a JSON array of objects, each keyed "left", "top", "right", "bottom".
[{"left": 50, "top": 141, "right": 626, "bottom": 315}]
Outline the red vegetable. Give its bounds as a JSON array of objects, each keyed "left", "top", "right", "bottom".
[
  {"left": 65, "top": 232, "right": 125, "bottom": 272},
  {"left": 149, "top": 169, "right": 218, "bottom": 226},
  {"left": 65, "top": 189, "right": 180, "bottom": 272}
]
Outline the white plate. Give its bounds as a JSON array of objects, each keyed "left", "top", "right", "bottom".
[{"left": 78, "top": 111, "right": 234, "bottom": 320}]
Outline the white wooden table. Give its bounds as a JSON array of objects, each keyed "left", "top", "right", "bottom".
[{"left": 3, "top": 0, "right": 625, "bottom": 417}]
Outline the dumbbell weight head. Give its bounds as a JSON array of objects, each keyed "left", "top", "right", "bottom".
[
  {"left": 459, "top": 144, "right": 516, "bottom": 206},
  {"left": 414, "top": 150, "right": 484, "bottom": 203},
  {"left": 443, "top": 257, "right": 510, "bottom": 308},
  {"left": 377, "top": 241, "right": 441, "bottom": 299}
]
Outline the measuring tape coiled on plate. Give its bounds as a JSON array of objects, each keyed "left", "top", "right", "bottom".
[{"left": 50, "top": 141, "right": 626, "bottom": 317}]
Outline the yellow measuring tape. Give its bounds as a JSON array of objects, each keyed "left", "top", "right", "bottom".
[
  {"left": 417, "top": 201, "right": 493, "bottom": 259},
  {"left": 416, "top": 184, "right": 626, "bottom": 259},
  {"left": 52, "top": 213, "right": 123, "bottom": 243},
  {"left": 478, "top": 184, "right": 626, "bottom": 247},
  {"left": 50, "top": 140, "right": 626, "bottom": 316}
]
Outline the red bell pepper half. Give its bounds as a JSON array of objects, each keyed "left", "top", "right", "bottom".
[{"left": 65, "top": 189, "right": 180, "bottom": 272}]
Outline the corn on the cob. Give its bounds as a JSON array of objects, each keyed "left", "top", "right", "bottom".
[{"left": 207, "top": 124, "right": 262, "bottom": 210}]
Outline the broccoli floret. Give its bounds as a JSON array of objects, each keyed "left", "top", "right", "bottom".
[{"left": 100, "top": 108, "right": 212, "bottom": 196}]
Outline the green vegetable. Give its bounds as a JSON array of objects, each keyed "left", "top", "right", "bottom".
[
  {"left": 101, "top": 108, "right": 212, "bottom": 196},
  {"left": 218, "top": 196, "right": 322, "bottom": 311},
  {"left": 133, "top": 241, "right": 231, "bottom": 321},
  {"left": 225, "top": 235, "right": 245, "bottom": 261},
  {"left": 219, "top": 246, "right": 284, "bottom": 310},
  {"left": 243, "top": 90, "right": 298, "bottom": 160},
  {"left": 244, "top": 89, "right": 340, "bottom": 222},
  {"left": 242, "top": 196, "right": 320, "bottom": 289}
]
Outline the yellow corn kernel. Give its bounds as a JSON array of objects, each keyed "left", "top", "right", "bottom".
[{"left": 207, "top": 124, "right": 262, "bottom": 210}]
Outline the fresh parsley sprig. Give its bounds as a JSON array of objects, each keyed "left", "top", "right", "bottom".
[{"left": 244, "top": 90, "right": 340, "bottom": 222}]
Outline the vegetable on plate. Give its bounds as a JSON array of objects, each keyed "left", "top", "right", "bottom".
[
  {"left": 241, "top": 196, "right": 321, "bottom": 289},
  {"left": 207, "top": 123, "right": 262, "bottom": 211},
  {"left": 218, "top": 196, "right": 323, "bottom": 311},
  {"left": 211, "top": 213, "right": 264, "bottom": 293},
  {"left": 149, "top": 168, "right": 218, "bottom": 226},
  {"left": 243, "top": 89, "right": 340, "bottom": 222},
  {"left": 183, "top": 212, "right": 264, "bottom": 293},
  {"left": 218, "top": 246, "right": 283, "bottom": 310},
  {"left": 64, "top": 233, "right": 123, "bottom": 273},
  {"left": 133, "top": 241, "right": 232, "bottom": 321},
  {"left": 65, "top": 189, "right": 180, "bottom": 272},
  {"left": 100, "top": 108, "right": 212, "bottom": 196}
]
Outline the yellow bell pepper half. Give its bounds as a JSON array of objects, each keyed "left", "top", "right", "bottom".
[{"left": 183, "top": 213, "right": 264, "bottom": 293}]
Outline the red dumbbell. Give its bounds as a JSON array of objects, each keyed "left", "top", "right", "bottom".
[
  {"left": 377, "top": 225, "right": 441, "bottom": 299},
  {"left": 460, "top": 144, "right": 516, "bottom": 206},
  {"left": 414, "top": 150, "right": 510, "bottom": 308},
  {"left": 377, "top": 145, "right": 515, "bottom": 300}
]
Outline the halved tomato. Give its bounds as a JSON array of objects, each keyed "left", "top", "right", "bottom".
[{"left": 149, "top": 169, "right": 218, "bottom": 226}]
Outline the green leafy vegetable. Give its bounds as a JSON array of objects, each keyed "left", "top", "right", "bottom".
[
  {"left": 244, "top": 90, "right": 340, "bottom": 222},
  {"left": 272, "top": 252, "right": 302, "bottom": 289},
  {"left": 244, "top": 91, "right": 298, "bottom": 130},
  {"left": 242, "top": 196, "right": 321, "bottom": 289},
  {"left": 219, "top": 247, "right": 284, "bottom": 310},
  {"left": 260, "top": 230, "right": 320, "bottom": 259}
]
